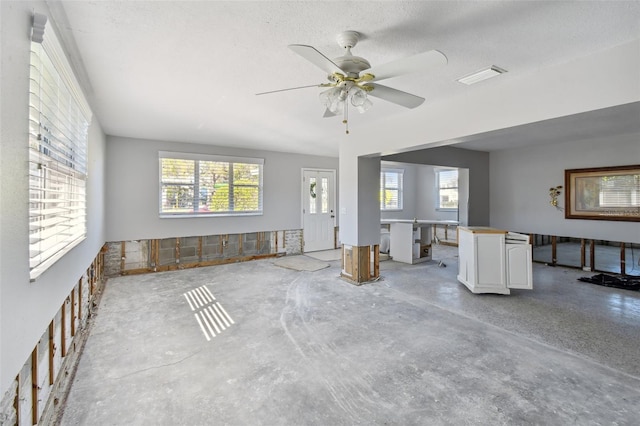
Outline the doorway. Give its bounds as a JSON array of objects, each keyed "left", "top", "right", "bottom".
[{"left": 302, "top": 169, "right": 336, "bottom": 252}]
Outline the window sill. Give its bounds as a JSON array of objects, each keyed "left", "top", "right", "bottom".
[{"left": 159, "top": 212, "right": 263, "bottom": 219}]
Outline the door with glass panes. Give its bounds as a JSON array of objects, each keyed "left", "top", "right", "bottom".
[{"left": 302, "top": 169, "right": 336, "bottom": 252}]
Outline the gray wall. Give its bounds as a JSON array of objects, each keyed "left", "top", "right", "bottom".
[
  {"left": 383, "top": 146, "right": 490, "bottom": 226},
  {"left": 105, "top": 137, "right": 338, "bottom": 241},
  {"left": 0, "top": 0, "right": 107, "bottom": 394},
  {"left": 490, "top": 132, "right": 640, "bottom": 243},
  {"left": 381, "top": 162, "right": 462, "bottom": 222}
]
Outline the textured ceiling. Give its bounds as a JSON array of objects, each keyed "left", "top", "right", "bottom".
[{"left": 53, "top": 1, "right": 640, "bottom": 156}]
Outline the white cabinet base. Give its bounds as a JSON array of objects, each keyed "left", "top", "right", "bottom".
[{"left": 457, "top": 227, "right": 532, "bottom": 295}]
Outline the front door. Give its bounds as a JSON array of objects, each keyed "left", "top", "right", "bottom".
[{"left": 302, "top": 169, "right": 336, "bottom": 252}]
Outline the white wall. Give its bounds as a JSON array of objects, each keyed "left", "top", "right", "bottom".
[
  {"left": 0, "top": 0, "right": 107, "bottom": 395},
  {"left": 490, "top": 132, "right": 640, "bottom": 243},
  {"left": 105, "top": 137, "right": 338, "bottom": 241}
]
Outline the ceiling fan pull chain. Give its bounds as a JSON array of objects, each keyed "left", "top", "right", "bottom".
[{"left": 343, "top": 96, "right": 349, "bottom": 134}]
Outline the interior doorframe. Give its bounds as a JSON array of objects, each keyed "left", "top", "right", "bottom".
[{"left": 301, "top": 168, "right": 338, "bottom": 248}]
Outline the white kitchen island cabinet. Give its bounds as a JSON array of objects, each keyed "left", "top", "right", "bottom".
[
  {"left": 383, "top": 219, "right": 459, "bottom": 265},
  {"left": 457, "top": 227, "right": 532, "bottom": 295}
]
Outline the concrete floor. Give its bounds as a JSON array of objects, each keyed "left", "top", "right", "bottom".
[{"left": 59, "top": 246, "right": 640, "bottom": 425}]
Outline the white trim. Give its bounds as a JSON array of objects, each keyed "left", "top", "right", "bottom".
[{"left": 159, "top": 151, "right": 264, "bottom": 165}]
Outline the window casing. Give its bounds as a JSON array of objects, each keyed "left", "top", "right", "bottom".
[
  {"left": 28, "top": 14, "right": 92, "bottom": 280},
  {"left": 159, "top": 152, "right": 263, "bottom": 216},
  {"left": 380, "top": 169, "right": 403, "bottom": 210},
  {"left": 436, "top": 169, "right": 459, "bottom": 210}
]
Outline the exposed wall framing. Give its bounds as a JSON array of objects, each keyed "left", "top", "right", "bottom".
[
  {"left": 531, "top": 234, "right": 640, "bottom": 276},
  {"left": 0, "top": 249, "right": 106, "bottom": 425},
  {"left": 104, "top": 230, "right": 304, "bottom": 277}
]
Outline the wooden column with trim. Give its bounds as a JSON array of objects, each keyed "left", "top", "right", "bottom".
[
  {"left": 589, "top": 240, "right": 596, "bottom": 272},
  {"left": 580, "top": 239, "right": 586, "bottom": 270},
  {"left": 341, "top": 245, "right": 379, "bottom": 284},
  {"left": 620, "top": 242, "right": 626, "bottom": 274},
  {"left": 551, "top": 236, "right": 557, "bottom": 265}
]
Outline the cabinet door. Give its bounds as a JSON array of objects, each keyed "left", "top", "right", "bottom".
[
  {"left": 506, "top": 244, "right": 533, "bottom": 289},
  {"left": 475, "top": 234, "right": 506, "bottom": 288}
]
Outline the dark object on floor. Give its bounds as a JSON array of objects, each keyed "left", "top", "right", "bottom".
[{"left": 578, "top": 273, "right": 640, "bottom": 291}]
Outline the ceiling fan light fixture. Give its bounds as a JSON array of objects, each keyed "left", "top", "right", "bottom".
[
  {"left": 457, "top": 66, "right": 507, "bottom": 85},
  {"left": 350, "top": 88, "right": 372, "bottom": 113},
  {"left": 319, "top": 87, "right": 345, "bottom": 114}
]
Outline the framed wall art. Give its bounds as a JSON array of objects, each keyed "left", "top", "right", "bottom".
[{"left": 565, "top": 165, "right": 640, "bottom": 221}]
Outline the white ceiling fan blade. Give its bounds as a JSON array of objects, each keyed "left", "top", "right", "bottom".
[
  {"left": 366, "top": 50, "right": 447, "bottom": 82},
  {"left": 289, "top": 44, "right": 345, "bottom": 75},
  {"left": 364, "top": 83, "right": 425, "bottom": 109},
  {"left": 255, "top": 84, "right": 321, "bottom": 96}
]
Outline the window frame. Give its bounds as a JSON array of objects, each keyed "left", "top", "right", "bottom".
[
  {"left": 28, "top": 13, "right": 92, "bottom": 280},
  {"left": 159, "top": 151, "right": 264, "bottom": 218},
  {"left": 380, "top": 168, "right": 404, "bottom": 211},
  {"left": 435, "top": 168, "right": 459, "bottom": 211}
]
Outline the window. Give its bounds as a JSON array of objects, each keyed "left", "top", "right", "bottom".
[
  {"left": 159, "top": 152, "right": 263, "bottom": 216},
  {"left": 436, "top": 169, "right": 458, "bottom": 210},
  {"left": 380, "top": 169, "right": 403, "bottom": 210},
  {"left": 28, "top": 13, "right": 92, "bottom": 280}
]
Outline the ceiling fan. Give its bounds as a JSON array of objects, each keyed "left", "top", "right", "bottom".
[{"left": 257, "top": 31, "right": 447, "bottom": 134}]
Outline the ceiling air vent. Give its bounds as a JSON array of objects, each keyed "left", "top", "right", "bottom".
[{"left": 457, "top": 66, "right": 507, "bottom": 85}]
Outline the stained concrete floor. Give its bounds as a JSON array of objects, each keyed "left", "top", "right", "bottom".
[{"left": 59, "top": 246, "right": 640, "bottom": 425}]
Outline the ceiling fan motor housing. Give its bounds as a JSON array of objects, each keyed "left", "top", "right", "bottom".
[{"left": 333, "top": 30, "right": 371, "bottom": 77}]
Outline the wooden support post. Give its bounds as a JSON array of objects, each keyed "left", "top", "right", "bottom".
[
  {"left": 31, "top": 346, "right": 38, "bottom": 425},
  {"left": 620, "top": 242, "right": 626, "bottom": 275},
  {"left": 239, "top": 233, "right": 243, "bottom": 255},
  {"left": 120, "top": 241, "right": 126, "bottom": 274},
  {"left": 198, "top": 236, "right": 203, "bottom": 262},
  {"left": 78, "top": 277, "right": 83, "bottom": 326},
  {"left": 444, "top": 225, "right": 449, "bottom": 241},
  {"left": 432, "top": 224, "right": 436, "bottom": 243},
  {"left": 70, "top": 287, "right": 76, "bottom": 337},
  {"left": 358, "top": 246, "right": 371, "bottom": 283},
  {"left": 580, "top": 239, "right": 586, "bottom": 270},
  {"left": 175, "top": 238, "right": 181, "bottom": 264},
  {"left": 340, "top": 245, "right": 372, "bottom": 284},
  {"left": 283, "top": 230, "right": 286, "bottom": 249},
  {"left": 61, "top": 300, "right": 67, "bottom": 357},
  {"left": 373, "top": 244, "right": 380, "bottom": 278},
  {"left": 551, "top": 235, "right": 557, "bottom": 265},
  {"left": 48, "top": 321, "right": 55, "bottom": 385},
  {"left": 219, "top": 235, "right": 224, "bottom": 254},
  {"left": 590, "top": 240, "right": 595, "bottom": 272}
]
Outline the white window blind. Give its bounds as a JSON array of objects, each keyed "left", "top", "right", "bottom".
[
  {"left": 436, "top": 169, "right": 459, "bottom": 210},
  {"left": 28, "top": 13, "right": 92, "bottom": 280},
  {"left": 159, "top": 152, "right": 263, "bottom": 216},
  {"left": 380, "top": 169, "right": 403, "bottom": 210}
]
